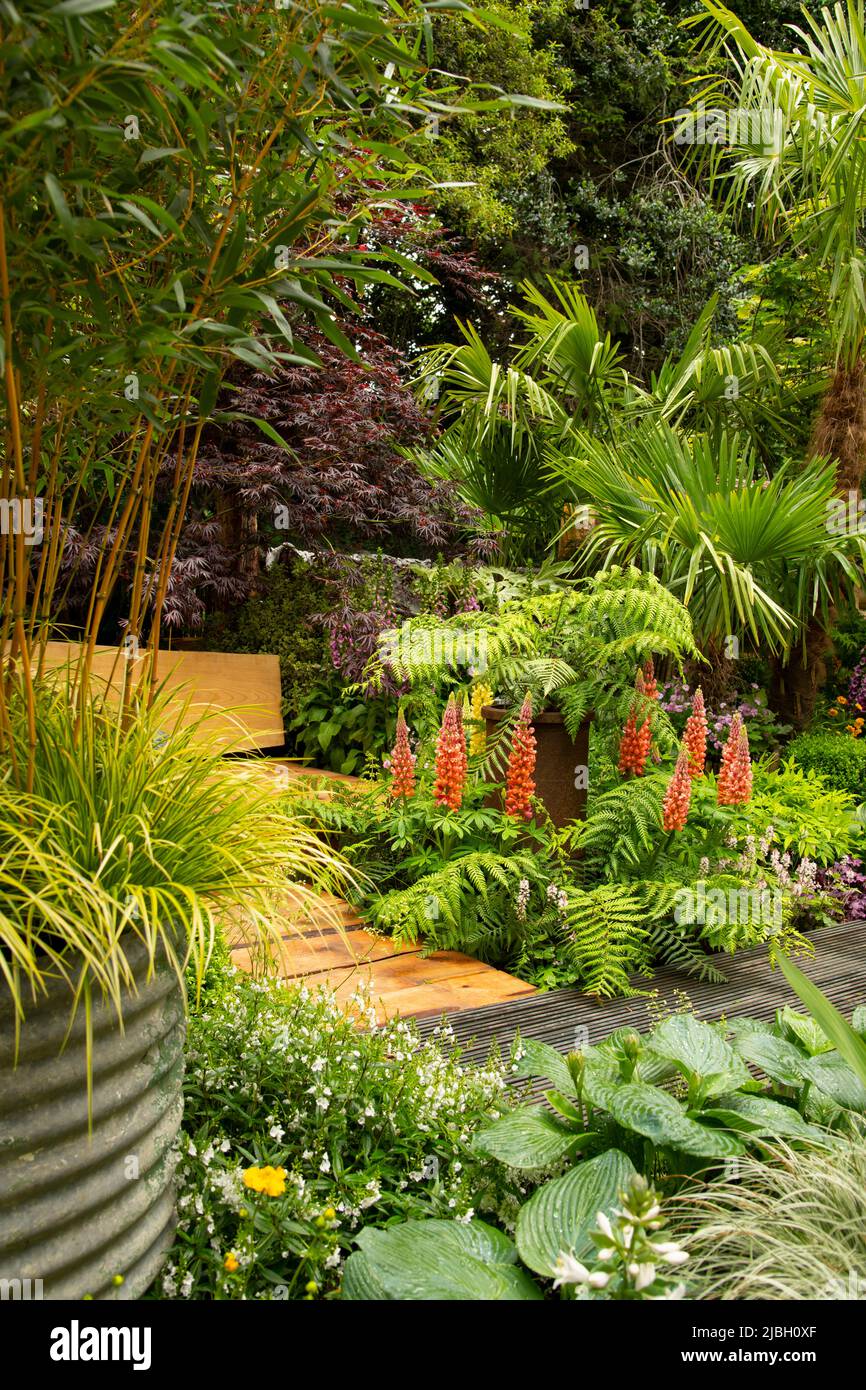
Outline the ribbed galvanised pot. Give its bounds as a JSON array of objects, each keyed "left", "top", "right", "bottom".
[{"left": 0, "top": 939, "right": 185, "bottom": 1300}]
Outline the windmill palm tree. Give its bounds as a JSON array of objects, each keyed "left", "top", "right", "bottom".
[
  {"left": 548, "top": 419, "right": 866, "bottom": 664},
  {"left": 686, "top": 0, "right": 866, "bottom": 712},
  {"left": 412, "top": 279, "right": 794, "bottom": 560}
]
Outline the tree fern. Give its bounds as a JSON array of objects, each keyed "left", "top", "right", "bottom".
[{"left": 374, "top": 566, "right": 698, "bottom": 728}]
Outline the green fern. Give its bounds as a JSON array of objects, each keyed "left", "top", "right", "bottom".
[
  {"left": 559, "top": 883, "right": 659, "bottom": 997},
  {"left": 373, "top": 566, "right": 699, "bottom": 727},
  {"left": 367, "top": 850, "right": 540, "bottom": 950},
  {"left": 647, "top": 921, "right": 727, "bottom": 983},
  {"left": 578, "top": 775, "right": 666, "bottom": 877}
]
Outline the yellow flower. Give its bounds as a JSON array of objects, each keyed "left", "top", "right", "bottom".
[
  {"left": 469, "top": 683, "right": 493, "bottom": 755},
  {"left": 837, "top": 695, "right": 848, "bottom": 705},
  {"left": 242, "top": 1164, "right": 287, "bottom": 1197},
  {"left": 324, "top": 1206, "right": 336, "bottom": 1221},
  {"left": 829, "top": 708, "right": 839, "bottom": 716},
  {"left": 224, "top": 1253, "right": 239, "bottom": 1272}
]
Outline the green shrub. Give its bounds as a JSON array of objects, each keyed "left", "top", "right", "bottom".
[
  {"left": 787, "top": 733, "right": 866, "bottom": 802},
  {"left": 154, "top": 961, "right": 518, "bottom": 1300}
]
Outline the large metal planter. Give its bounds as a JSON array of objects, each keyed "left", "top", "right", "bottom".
[
  {"left": 483, "top": 704, "right": 592, "bottom": 828},
  {"left": 0, "top": 939, "right": 185, "bottom": 1300}
]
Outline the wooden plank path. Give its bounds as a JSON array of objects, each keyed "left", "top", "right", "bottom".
[
  {"left": 414, "top": 921, "right": 866, "bottom": 1077},
  {"left": 229, "top": 761, "right": 537, "bottom": 1022},
  {"left": 229, "top": 897, "right": 536, "bottom": 1023}
]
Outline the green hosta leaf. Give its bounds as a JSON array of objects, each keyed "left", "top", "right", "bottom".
[
  {"left": 516, "top": 1149, "right": 636, "bottom": 1278},
  {"left": 799, "top": 1053, "right": 866, "bottom": 1113},
  {"left": 340, "top": 1249, "right": 390, "bottom": 1301},
  {"left": 649, "top": 1014, "right": 751, "bottom": 1095},
  {"left": 472, "top": 1107, "right": 587, "bottom": 1170},
  {"left": 546, "top": 1090, "right": 588, "bottom": 1126},
  {"left": 779, "top": 1007, "right": 835, "bottom": 1056},
  {"left": 601, "top": 1081, "right": 745, "bottom": 1158},
  {"left": 733, "top": 1033, "right": 808, "bottom": 1087},
  {"left": 853, "top": 1006, "right": 866, "bottom": 1039},
  {"left": 512, "top": 1037, "right": 577, "bottom": 1095},
  {"left": 705, "top": 1093, "right": 829, "bottom": 1143},
  {"left": 342, "top": 1220, "right": 543, "bottom": 1301},
  {"left": 726, "top": 1016, "right": 776, "bottom": 1037}
]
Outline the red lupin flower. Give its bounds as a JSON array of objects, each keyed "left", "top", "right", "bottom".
[
  {"left": 683, "top": 688, "right": 708, "bottom": 779},
  {"left": 389, "top": 709, "right": 416, "bottom": 799},
  {"left": 618, "top": 670, "right": 653, "bottom": 777},
  {"left": 662, "top": 745, "right": 692, "bottom": 831},
  {"left": 719, "top": 723, "right": 752, "bottom": 806},
  {"left": 505, "top": 692, "right": 537, "bottom": 821},
  {"left": 434, "top": 694, "right": 468, "bottom": 811},
  {"left": 717, "top": 712, "right": 744, "bottom": 805}
]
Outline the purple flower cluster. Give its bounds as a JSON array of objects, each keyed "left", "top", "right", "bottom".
[
  {"left": 659, "top": 679, "right": 777, "bottom": 754},
  {"left": 849, "top": 649, "right": 866, "bottom": 711},
  {"left": 817, "top": 856, "right": 866, "bottom": 921}
]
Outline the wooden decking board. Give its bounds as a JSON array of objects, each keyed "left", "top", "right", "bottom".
[
  {"left": 413, "top": 921, "right": 866, "bottom": 1081},
  {"left": 232, "top": 927, "right": 423, "bottom": 979}
]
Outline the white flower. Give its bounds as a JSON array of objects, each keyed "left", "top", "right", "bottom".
[
  {"left": 633, "top": 1263, "right": 656, "bottom": 1292},
  {"left": 269, "top": 1123, "right": 285, "bottom": 1142},
  {"left": 552, "top": 1252, "right": 590, "bottom": 1288},
  {"left": 319, "top": 1154, "right": 331, "bottom": 1174},
  {"left": 594, "top": 1211, "right": 613, "bottom": 1240}
]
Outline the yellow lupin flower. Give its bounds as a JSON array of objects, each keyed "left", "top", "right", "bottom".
[
  {"left": 242, "top": 1164, "right": 287, "bottom": 1197},
  {"left": 469, "top": 683, "right": 493, "bottom": 755}
]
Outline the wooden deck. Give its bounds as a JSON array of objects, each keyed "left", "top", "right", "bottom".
[
  {"left": 413, "top": 920, "right": 866, "bottom": 1084},
  {"left": 230, "top": 761, "right": 537, "bottom": 1022},
  {"left": 229, "top": 895, "right": 536, "bottom": 1022}
]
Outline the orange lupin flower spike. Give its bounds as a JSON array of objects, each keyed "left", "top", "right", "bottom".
[
  {"left": 716, "top": 711, "right": 743, "bottom": 805},
  {"left": 683, "top": 687, "right": 708, "bottom": 779},
  {"left": 662, "top": 745, "right": 692, "bottom": 831},
  {"left": 721, "top": 724, "right": 753, "bottom": 806},
  {"left": 618, "top": 670, "right": 653, "bottom": 777},
  {"left": 642, "top": 657, "right": 659, "bottom": 702},
  {"left": 433, "top": 694, "right": 468, "bottom": 811},
  {"left": 505, "top": 692, "right": 537, "bottom": 822},
  {"left": 389, "top": 709, "right": 416, "bottom": 799}
]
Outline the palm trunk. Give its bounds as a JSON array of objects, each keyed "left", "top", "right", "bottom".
[{"left": 774, "top": 358, "right": 866, "bottom": 727}]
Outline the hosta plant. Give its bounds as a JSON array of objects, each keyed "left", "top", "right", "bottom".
[
  {"left": 475, "top": 1017, "right": 829, "bottom": 1180},
  {"left": 341, "top": 1149, "right": 638, "bottom": 1300}
]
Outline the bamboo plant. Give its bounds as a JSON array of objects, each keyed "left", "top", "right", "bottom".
[{"left": 0, "top": 0, "right": 506, "bottom": 1025}]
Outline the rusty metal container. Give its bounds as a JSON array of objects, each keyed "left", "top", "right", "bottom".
[{"left": 482, "top": 705, "right": 591, "bottom": 827}]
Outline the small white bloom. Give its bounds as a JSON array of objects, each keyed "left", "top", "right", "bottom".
[
  {"left": 594, "top": 1211, "right": 613, "bottom": 1240},
  {"left": 552, "top": 1252, "right": 590, "bottom": 1288}
]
